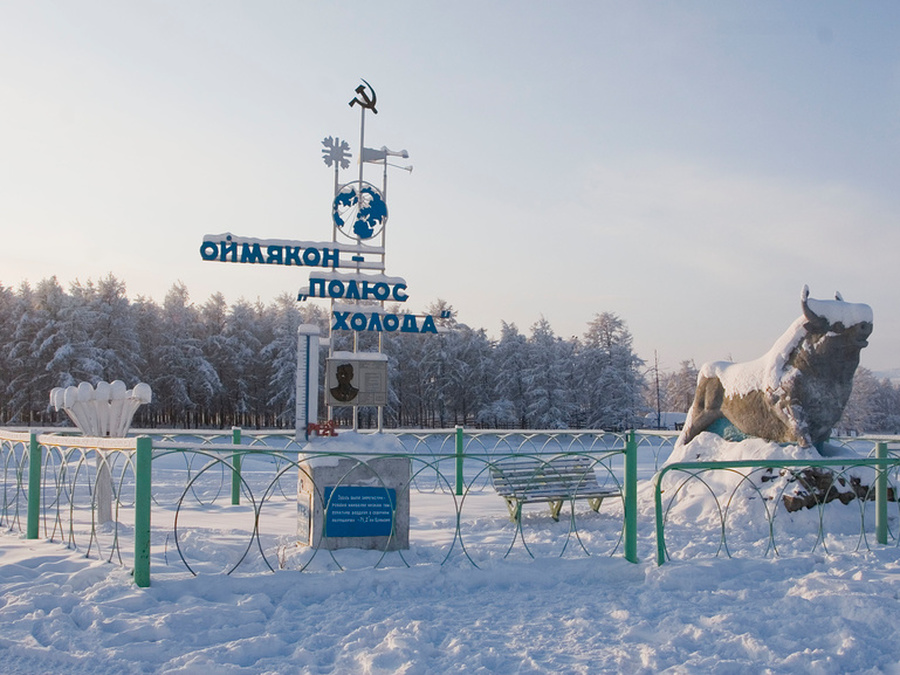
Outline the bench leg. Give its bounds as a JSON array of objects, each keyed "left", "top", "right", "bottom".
[
  {"left": 504, "top": 498, "right": 522, "bottom": 523},
  {"left": 548, "top": 500, "right": 563, "bottom": 522},
  {"left": 588, "top": 497, "right": 604, "bottom": 512}
]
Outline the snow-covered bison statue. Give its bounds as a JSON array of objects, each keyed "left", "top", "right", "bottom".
[{"left": 679, "top": 286, "right": 872, "bottom": 449}]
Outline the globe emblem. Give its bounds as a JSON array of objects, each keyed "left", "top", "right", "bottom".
[{"left": 332, "top": 181, "right": 388, "bottom": 240}]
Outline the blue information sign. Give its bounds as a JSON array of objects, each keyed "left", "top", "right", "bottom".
[{"left": 323, "top": 486, "right": 397, "bottom": 538}]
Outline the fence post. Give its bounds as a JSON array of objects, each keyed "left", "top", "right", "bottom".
[
  {"left": 134, "top": 436, "right": 152, "bottom": 588},
  {"left": 455, "top": 426, "right": 464, "bottom": 496},
  {"left": 655, "top": 470, "right": 667, "bottom": 565},
  {"left": 26, "top": 431, "right": 41, "bottom": 540},
  {"left": 232, "top": 427, "right": 242, "bottom": 506},
  {"left": 876, "top": 441, "right": 888, "bottom": 546},
  {"left": 624, "top": 429, "right": 638, "bottom": 563}
]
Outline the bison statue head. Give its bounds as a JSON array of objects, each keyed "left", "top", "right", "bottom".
[{"left": 678, "top": 286, "right": 873, "bottom": 450}]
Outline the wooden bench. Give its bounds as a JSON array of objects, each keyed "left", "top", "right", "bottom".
[{"left": 489, "top": 457, "right": 621, "bottom": 522}]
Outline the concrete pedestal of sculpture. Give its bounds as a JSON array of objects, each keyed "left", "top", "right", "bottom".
[{"left": 297, "top": 433, "right": 410, "bottom": 551}]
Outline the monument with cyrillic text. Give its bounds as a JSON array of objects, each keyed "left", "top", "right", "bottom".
[
  {"left": 199, "top": 81, "right": 439, "bottom": 551},
  {"left": 198, "top": 79, "right": 444, "bottom": 439}
]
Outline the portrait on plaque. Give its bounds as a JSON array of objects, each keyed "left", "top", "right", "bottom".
[{"left": 325, "top": 353, "right": 388, "bottom": 407}]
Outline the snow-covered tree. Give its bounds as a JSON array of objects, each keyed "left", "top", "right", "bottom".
[
  {"left": 0, "top": 276, "right": 690, "bottom": 431},
  {"left": 0, "top": 283, "right": 26, "bottom": 422},
  {"left": 578, "top": 312, "right": 646, "bottom": 430},
  {"left": 223, "top": 298, "right": 264, "bottom": 423},
  {"left": 524, "top": 317, "right": 576, "bottom": 429},
  {"left": 442, "top": 324, "right": 493, "bottom": 426},
  {"left": 130, "top": 295, "right": 164, "bottom": 426},
  {"left": 262, "top": 294, "right": 303, "bottom": 426},
  {"left": 382, "top": 308, "right": 426, "bottom": 426},
  {"left": 486, "top": 321, "right": 530, "bottom": 427},
  {"left": 661, "top": 360, "right": 699, "bottom": 413},
  {"left": 84, "top": 274, "right": 143, "bottom": 383},
  {"left": 841, "top": 368, "right": 900, "bottom": 434},
  {"left": 199, "top": 292, "right": 231, "bottom": 426},
  {"left": 151, "top": 283, "right": 220, "bottom": 427},
  {"left": 7, "top": 278, "right": 71, "bottom": 422}
]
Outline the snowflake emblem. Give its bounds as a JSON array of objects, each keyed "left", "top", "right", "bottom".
[{"left": 321, "top": 136, "right": 351, "bottom": 169}]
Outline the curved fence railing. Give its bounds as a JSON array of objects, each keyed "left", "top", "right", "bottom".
[
  {"left": 654, "top": 442, "right": 900, "bottom": 564},
  {"left": 6, "top": 426, "right": 898, "bottom": 583},
  {"left": 128, "top": 427, "right": 677, "bottom": 469},
  {"left": 0, "top": 427, "right": 646, "bottom": 586},
  {"left": 157, "top": 443, "right": 636, "bottom": 576},
  {"left": 0, "top": 431, "right": 146, "bottom": 578}
]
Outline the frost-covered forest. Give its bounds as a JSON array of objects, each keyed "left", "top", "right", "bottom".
[{"left": 0, "top": 274, "right": 898, "bottom": 432}]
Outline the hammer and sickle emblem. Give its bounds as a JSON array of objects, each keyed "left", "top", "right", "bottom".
[{"left": 349, "top": 79, "right": 378, "bottom": 114}]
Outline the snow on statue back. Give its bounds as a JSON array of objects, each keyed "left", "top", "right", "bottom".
[{"left": 679, "top": 286, "right": 872, "bottom": 450}]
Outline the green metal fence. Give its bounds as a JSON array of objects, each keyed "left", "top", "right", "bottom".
[
  {"left": 0, "top": 427, "right": 643, "bottom": 586},
  {"left": 9, "top": 425, "right": 896, "bottom": 583},
  {"left": 0, "top": 430, "right": 150, "bottom": 583},
  {"left": 653, "top": 442, "right": 899, "bottom": 565}
]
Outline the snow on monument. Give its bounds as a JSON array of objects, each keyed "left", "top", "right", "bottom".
[{"left": 678, "top": 286, "right": 873, "bottom": 452}]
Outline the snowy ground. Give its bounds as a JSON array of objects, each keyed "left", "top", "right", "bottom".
[{"left": 3, "top": 433, "right": 900, "bottom": 673}]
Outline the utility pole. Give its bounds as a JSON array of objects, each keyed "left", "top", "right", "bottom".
[{"left": 654, "top": 350, "right": 662, "bottom": 430}]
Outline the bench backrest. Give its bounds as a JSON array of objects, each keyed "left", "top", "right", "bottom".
[{"left": 490, "top": 457, "right": 601, "bottom": 496}]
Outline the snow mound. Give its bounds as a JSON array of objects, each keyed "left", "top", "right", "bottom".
[
  {"left": 667, "top": 432, "right": 823, "bottom": 465},
  {"left": 659, "top": 432, "right": 875, "bottom": 556}
]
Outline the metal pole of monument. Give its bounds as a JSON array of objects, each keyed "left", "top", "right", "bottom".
[
  {"left": 378, "top": 154, "right": 387, "bottom": 434},
  {"left": 333, "top": 156, "right": 340, "bottom": 198},
  {"left": 354, "top": 95, "right": 365, "bottom": 433},
  {"left": 357, "top": 100, "right": 366, "bottom": 190},
  {"left": 381, "top": 155, "right": 388, "bottom": 274}
]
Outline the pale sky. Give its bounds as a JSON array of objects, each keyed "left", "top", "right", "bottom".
[{"left": 2, "top": 2, "right": 899, "bottom": 374}]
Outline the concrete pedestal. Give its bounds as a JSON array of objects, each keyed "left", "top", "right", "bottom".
[{"left": 298, "top": 454, "right": 410, "bottom": 551}]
